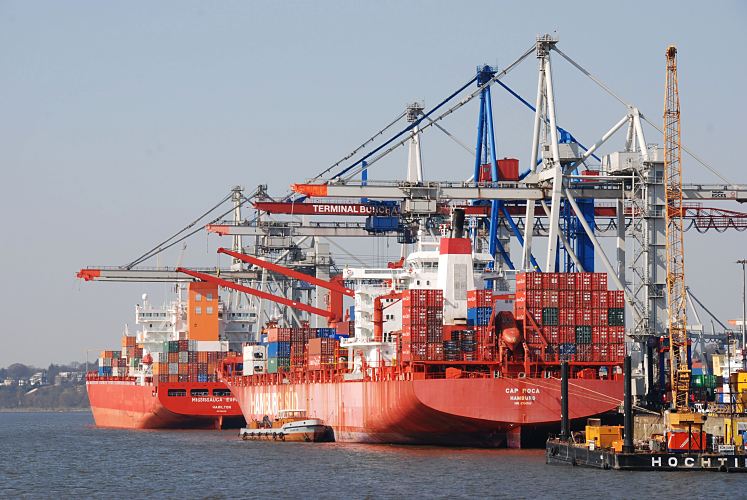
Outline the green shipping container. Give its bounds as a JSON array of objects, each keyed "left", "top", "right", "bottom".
[
  {"left": 542, "top": 308, "right": 559, "bottom": 326},
  {"left": 267, "top": 357, "right": 291, "bottom": 374}
]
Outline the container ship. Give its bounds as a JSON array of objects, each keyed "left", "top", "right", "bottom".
[
  {"left": 214, "top": 219, "right": 626, "bottom": 448},
  {"left": 85, "top": 284, "right": 251, "bottom": 429}
]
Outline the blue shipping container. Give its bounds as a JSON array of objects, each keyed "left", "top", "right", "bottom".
[
  {"left": 467, "top": 307, "right": 492, "bottom": 326},
  {"left": 267, "top": 341, "right": 291, "bottom": 358},
  {"left": 315, "top": 328, "right": 337, "bottom": 338},
  {"left": 559, "top": 343, "right": 577, "bottom": 355}
]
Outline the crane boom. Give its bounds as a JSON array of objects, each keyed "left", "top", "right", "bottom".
[
  {"left": 176, "top": 267, "right": 334, "bottom": 319},
  {"left": 217, "top": 248, "right": 354, "bottom": 297},
  {"left": 664, "top": 45, "right": 690, "bottom": 411}
]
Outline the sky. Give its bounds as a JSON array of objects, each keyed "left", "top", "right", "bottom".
[{"left": 1, "top": 0, "right": 745, "bottom": 367}]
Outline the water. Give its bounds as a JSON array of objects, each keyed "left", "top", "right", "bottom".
[{"left": 0, "top": 412, "right": 741, "bottom": 498}]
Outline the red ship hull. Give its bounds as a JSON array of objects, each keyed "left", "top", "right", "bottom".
[
  {"left": 226, "top": 376, "right": 623, "bottom": 447},
  {"left": 87, "top": 379, "right": 245, "bottom": 429}
]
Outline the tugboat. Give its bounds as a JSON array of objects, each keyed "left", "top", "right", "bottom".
[{"left": 239, "top": 410, "right": 334, "bottom": 442}]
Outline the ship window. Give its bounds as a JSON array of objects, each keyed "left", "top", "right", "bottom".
[
  {"left": 212, "top": 389, "right": 231, "bottom": 397},
  {"left": 167, "top": 389, "right": 186, "bottom": 397},
  {"left": 195, "top": 307, "right": 202, "bottom": 315},
  {"left": 206, "top": 306, "right": 214, "bottom": 315},
  {"left": 190, "top": 389, "right": 209, "bottom": 397},
  {"left": 195, "top": 293, "right": 202, "bottom": 301},
  {"left": 206, "top": 293, "right": 213, "bottom": 301}
]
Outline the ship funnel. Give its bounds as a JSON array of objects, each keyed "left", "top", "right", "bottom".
[{"left": 452, "top": 209, "right": 465, "bottom": 239}]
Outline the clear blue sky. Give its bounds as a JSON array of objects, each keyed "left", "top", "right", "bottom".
[{"left": 1, "top": 0, "right": 745, "bottom": 366}]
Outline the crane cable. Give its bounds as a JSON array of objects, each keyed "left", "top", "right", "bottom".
[
  {"left": 125, "top": 187, "right": 260, "bottom": 269},
  {"left": 311, "top": 110, "right": 407, "bottom": 182},
  {"left": 339, "top": 44, "right": 537, "bottom": 182},
  {"left": 552, "top": 46, "right": 734, "bottom": 186}
]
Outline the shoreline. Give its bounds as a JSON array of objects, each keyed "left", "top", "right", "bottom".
[{"left": 0, "top": 407, "right": 91, "bottom": 413}]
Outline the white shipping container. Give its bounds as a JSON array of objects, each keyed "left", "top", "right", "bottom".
[
  {"left": 243, "top": 345, "right": 267, "bottom": 366},
  {"left": 244, "top": 361, "right": 267, "bottom": 376},
  {"left": 195, "top": 340, "right": 229, "bottom": 352}
]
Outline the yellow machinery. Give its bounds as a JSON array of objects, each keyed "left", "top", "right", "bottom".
[{"left": 585, "top": 418, "right": 623, "bottom": 449}]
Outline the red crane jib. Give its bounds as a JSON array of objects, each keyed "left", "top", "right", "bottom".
[
  {"left": 175, "top": 267, "right": 336, "bottom": 320},
  {"left": 218, "top": 248, "right": 354, "bottom": 297}
]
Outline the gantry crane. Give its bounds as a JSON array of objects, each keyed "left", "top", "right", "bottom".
[{"left": 664, "top": 45, "right": 691, "bottom": 412}]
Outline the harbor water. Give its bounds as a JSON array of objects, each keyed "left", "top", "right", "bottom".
[{"left": 0, "top": 412, "right": 741, "bottom": 498}]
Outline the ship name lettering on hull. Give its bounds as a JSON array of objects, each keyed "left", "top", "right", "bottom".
[{"left": 506, "top": 387, "right": 540, "bottom": 405}]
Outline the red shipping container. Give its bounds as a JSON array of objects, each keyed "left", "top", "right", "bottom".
[
  {"left": 467, "top": 289, "right": 493, "bottom": 308},
  {"left": 559, "top": 326, "right": 575, "bottom": 343},
  {"left": 542, "top": 290, "right": 559, "bottom": 307},
  {"left": 544, "top": 326, "right": 559, "bottom": 343},
  {"left": 610, "top": 326, "right": 625, "bottom": 343},
  {"left": 607, "top": 290, "right": 625, "bottom": 308},
  {"left": 576, "top": 290, "right": 593, "bottom": 308},
  {"left": 575, "top": 273, "right": 593, "bottom": 291},
  {"left": 591, "top": 273, "right": 608, "bottom": 291},
  {"left": 614, "top": 343, "right": 625, "bottom": 360},
  {"left": 542, "top": 273, "right": 560, "bottom": 290},
  {"left": 557, "top": 274, "right": 574, "bottom": 290},
  {"left": 427, "top": 343, "right": 444, "bottom": 361},
  {"left": 592, "top": 309, "right": 608, "bottom": 326},
  {"left": 667, "top": 431, "right": 706, "bottom": 452},
  {"left": 592, "top": 291, "right": 609, "bottom": 309},
  {"left": 559, "top": 291, "right": 575, "bottom": 308},
  {"left": 518, "top": 272, "right": 543, "bottom": 290},
  {"left": 575, "top": 309, "right": 592, "bottom": 325},
  {"left": 596, "top": 326, "right": 609, "bottom": 343},
  {"left": 480, "top": 159, "right": 520, "bottom": 182},
  {"left": 516, "top": 273, "right": 526, "bottom": 290},
  {"left": 526, "top": 290, "right": 543, "bottom": 308},
  {"left": 559, "top": 309, "right": 575, "bottom": 326}
]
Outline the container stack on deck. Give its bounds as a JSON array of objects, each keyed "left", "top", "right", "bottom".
[
  {"left": 98, "top": 350, "right": 123, "bottom": 376},
  {"left": 401, "top": 289, "right": 444, "bottom": 362},
  {"left": 266, "top": 327, "right": 292, "bottom": 373},
  {"left": 152, "top": 340, "right": 231, "bottom": 382},
  {"left": 466, "top": 289, "right": 496, "bottom": 361},
  {"left": 514, "top": 272, "right": 625, "bottom": 364},
  {"left": 257, "top": 326, "right": 349, "bottom": 373},
  {"left": 121, "top": 335, "right": 143, "bottom": 369}
]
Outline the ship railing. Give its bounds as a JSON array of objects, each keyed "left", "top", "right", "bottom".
[{"left": 85, "top": 373, "right": 138, "bottom": 383}]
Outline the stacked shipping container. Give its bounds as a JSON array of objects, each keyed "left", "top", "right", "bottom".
[
  {"left": 262, "top": 326, "right": 349, "bottom": 373},
  {"left": 152, "top": 340, "right": 231, "bottom": 383},
  {"left": 515, "top": 272, "right": 625, "bottom": 363},
  {"left": 466, "top": 290, "right": 496, "bottom": 361},
  {"left": 401, "top": 289, "right": 444, "bottom": 362}
]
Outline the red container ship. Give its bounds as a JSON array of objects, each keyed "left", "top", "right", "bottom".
[
  {"left": 213, "top": 234, "right": 626, "bottom": 447},
  {"left": 84, "top": 283, "right": 250, "bottom": 430},
  {"left": 86, "top": 378, "right": 244, "bottom": 429}
]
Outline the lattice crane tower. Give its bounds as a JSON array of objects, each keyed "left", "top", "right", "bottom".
[{"left": 664, "top": 45, "right": 690, "bottom": 411}]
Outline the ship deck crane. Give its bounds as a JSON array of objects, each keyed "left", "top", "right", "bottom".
[{"left": 177, "top": 248, "right": 354, "bottom": 325}]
